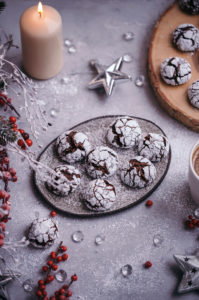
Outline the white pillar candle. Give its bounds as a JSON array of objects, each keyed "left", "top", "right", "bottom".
[{"left": 20, "top": 2, "right": 63, "bottom": 80}]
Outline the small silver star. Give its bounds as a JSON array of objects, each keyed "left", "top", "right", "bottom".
[
  {"left": 174, "top": 254, "right": 199, "bottom": 293},
  {"left": 88, "top": 57, "right": 131, "bottom": 96}
]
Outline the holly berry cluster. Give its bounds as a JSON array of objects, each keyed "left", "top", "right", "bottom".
[
  {"left": 0, "top": 148, "right": 17, "bottom": 246},
  {"left": 185, "top": 215, "right": 199, "bottom": 229},
  {"left": 36, "top": 241, "right": 77, "bottom": 300},
  {"left": 8, "top": 116, "right": 33, "bottom": 150}
]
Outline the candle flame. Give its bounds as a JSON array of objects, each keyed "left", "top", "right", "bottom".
[{"left": 38, "top": 2, "right": 43, "bottom": 17}]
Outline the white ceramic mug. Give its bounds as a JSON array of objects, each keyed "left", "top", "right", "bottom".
[{"left": 189, "top": 141, "right": 199, "bottom": 204}]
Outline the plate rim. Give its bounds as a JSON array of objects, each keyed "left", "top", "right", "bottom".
[{"left": 34, "top": 114, "right": 171, "bottom": 218}]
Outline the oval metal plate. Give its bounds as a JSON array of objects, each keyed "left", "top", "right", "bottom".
[{"left": 34, "top": 115, "right": 171, "bottom": 217}]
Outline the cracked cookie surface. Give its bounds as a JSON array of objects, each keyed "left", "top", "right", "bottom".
[
  {"left": 28, "top": 217, "right": 58, "bottom": 248},
  {"left": 46, "top": 165, "right": 81, "bottom": 196},
  {"left": 138, "top": 133, "right": 169, "bottom": 162},
  {"left": 188, "top": 80, "right": 199, "bottom": 108},
  {"left": 179, "top": 0, "right": 199, "bottom": 15},
  {"left": 173, "top": 23, "right": 199, "bottom": 52},
  {"left": 83, "top": 179, "right": 116, "bottom": 211},
  {"left": 107, "top": 116, "right": 141, "bottom": 148},
  {"left": 121, "top": 156, "right": 156, "bottom": 188},
  {"left": 86, "top": 146, "right": 118, "bottom": 179},
  {"left": 160, "top": 57, "right": 191, "bottom": 86},
  {"left": 56, "top": 130, "right": 91, "bottom": 163}
]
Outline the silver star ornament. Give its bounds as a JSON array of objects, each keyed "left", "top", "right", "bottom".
[
  {"left": 88, "top": 57, "right": 131, "bottom": 96},
  {"left": 174, "top": 254, "right": 199, "bottom": 293}
]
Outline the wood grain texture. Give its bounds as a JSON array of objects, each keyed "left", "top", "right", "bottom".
[{"left": 148, "top": 2, "right": 199, "bottom": 132}]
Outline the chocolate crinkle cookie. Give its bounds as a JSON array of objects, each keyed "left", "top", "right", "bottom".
[
  {"left": 172, "top": 24, "right": 199, "bottom": 52},
  {"left": 28, "top": 217, "right": 58, "bottom": 248},
  {"left": 188, "top": 80, "right": 199, "bottom": 108},
  {"left": 138, "top": 133, "right": 169, "bottom": 162},
  {"left": 107, "top": 116, "right": 141, "bottom": 148},
  {"left": 160, "top": 57, "right": 191, "bottom": 86},
  {"left": 86, "top": 146, "right": 118, "bottom": 179},
  {"left": 56, "top": 130, "right": 91, "bottom": 163},
  {"left": 179, "top": 0, "right": 199, "bottom": 15},
  {"left": 82, "top": 179, "right": 116, "bottom": 211},
  {"left": 46, "top": 165, "right": 81, "bottom": 196},
  {"left": 121, "top": 156, "right": 156, "bottom": 188}
]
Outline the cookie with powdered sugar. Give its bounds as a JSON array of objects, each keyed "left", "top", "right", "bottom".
[
  {"left": 172, "top": 24, "right": 199, "bottom": 52},
  {"left": 179, "top": 0, "right": 199, "bottom": 15},
  {"left": 83, "top": 179, "right": 116, "bottom": 211},
  {"left": 188, "top": 80, "right": 199, "bottom": 108},
  {"left": 160, "top": 57, "right": 191, "bottom": 86},
  {"left": 107, "top": 116, "right": 141, "bottom": 148},
  {"left": 121, "top": 156, "right": 156, "bottom": 188},
  {"left": 46, "top": 165, "right": 81, "bottom": 196},
  {"left": 56, "top": 130, "right": 91, "bottom": 163},
  {"left": 86, "top": 146, "right": 118, "bottom": 179},
  {"left": 28, "top": 217, "right": 58, "bottom": 249},
  {"left": 138, "top": 133, "right": 169, "bottom": 162}
]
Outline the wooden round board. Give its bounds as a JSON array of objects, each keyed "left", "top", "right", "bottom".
[
  {"left": 148, "top": 2, "right": 199, "bottom": 132},
  {"left": 34, "top": 115, "right": 171, "bottom": 217}
]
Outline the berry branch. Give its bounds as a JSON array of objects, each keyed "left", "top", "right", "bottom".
[{"left": 36, "top": 242, "right": 78, "bottom": 300}]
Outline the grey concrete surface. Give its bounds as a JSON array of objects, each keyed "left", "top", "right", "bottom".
[{"left": 1, "top": 0, "right": 199, "bottom": 299}]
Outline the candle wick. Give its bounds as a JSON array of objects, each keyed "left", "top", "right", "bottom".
[{"left": 39, "top": 11, "right": 42, "bottom": 18}]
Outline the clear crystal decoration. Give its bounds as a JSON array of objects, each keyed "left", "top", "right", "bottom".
[
  {"left": 68, "top": 46, "right": 76, "bottom": 54},
  {"left": 121, "top": 264, "right": 133, "bottom": 277},
  {"left": 123, "top": 54, "right": 133, "bottom": 63},
  {"left": 72, "top": 231, "right": 84, "bottom": 243},
  {"left": 55, "top": 269, "right": 67, "bottom": 282},
  {"left": 23, "top": 279, "right": 33, "bottom": 292},
  {"left": 50, "top": 108, "right": 58, "bottom": 118},
  {"left": 95, "top": 235, "right": 105, "bottom": 245},
  {"left": 123, "top": 32, "right": 135, "bottom": 41},
  {"left": 153, "top": 234, "right": 164, "bottom": 247},
  {"left": 64, "top": 39, "right": 72, "bottom": 47},
  {"left": 135, "top": 75, "right": 145, "bottom": 87},
  {"left": 60, "top": 77, "right": 69, "bottom": 85},
  {"left": 194, "top": 208, "right": 199, "bottom": 218}
]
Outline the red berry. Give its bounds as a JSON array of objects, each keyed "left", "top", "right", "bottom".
[
  {"left": 59, "top": 296, "right": 66, "bottom": 300},
  {"left": 60, "top": 289, "right": 65, "bottom": 295},
  {"left": 26, "top": 139, "right": 33, "bottom": 147},
  {"left": 62, "top": 254, "right": 68, "bottom": 261},
  {"left": 189, "top": 215, "right": 193, "bottom": 220},
  {"left": 61, "top": 245, "right": 67, "bottom": 252},
  {"left": 55, "top": 291, "right": 59, "bottom": 296},
  {"left": 43, "top": 297, "right": 48, "bottom": 300},
  {"left": 50, "top": 251, "right": 57, "bottom": 259},
  {"left": 9, "top": 168, "right": 16, "bottom": 176},
  {"left": 62, "top": 285, "right": 68, "bottom": 289},
  {"left": 0, "top": 234, "right": 4, "bottom": 239},
  {"left": 57, "top": 256, "right": 62, "bottom": 262},
  {"left": 4, "top": 157, "right": 9, "bottom": 164},
  {"left": 47, "top": 260, "right": 53, "bottom": 266},
  {"left": 52, "top": 264, "right": 58, "bottom": 271},
  {"left": 22, "top": 132, "right": 29, "bottom": 140},
  {"left": 50, "top": 297, "right": 56, "bottom": 300},
  {"left": 40, "top": 284, "right": 46, "bottom": 290},
  {"left": 43, "top": 290, "right": 47, "bottom": 296},
  {"left": 67, "top": 290, "right": 72, "bottom": 297},
  {"left": 42, "top": 266, "right": 48, "bottom": 272},
  {"left": 46, "top": 275, "right": 54, "bottom": 282},
  {"left": 18, "top": 129, "right": 24, "bottom": 134},
  {"left": 9, "top": 116, "right": 16, "bottom": 123},
  {"left": 192, "top": 219, "right": 197, "bottom": 225},
  {"left": 0, "top": 239, "right": 4, "bottom": 246},
  {"left": 36, "top": 290, "right": 42, "bottom": 297},
  {"left": 0, "top": 190, "right": 6, "bottom": 199},
  {"left": 3, "top": 171, "right": 10, "bottom": 180},
  {"left": 12, "top": 123, "right": 17, "bottom": 129},
  {"left": 50, "top": 211, "right": 56, "bottom": 217},
  {"left": 12, "top": 175, "right": 18, "bottom": 182},
  {"left": 146, "top": 200, "right": 153, "bottom": 207},
  {"left": 188, "top": 223, "right": 194, "bottom": 229},
  {"left": 144, "top": 261, "right": 152, "bottom": 268},
  {"left": 71, "top": 274, "right": 78, "bottom": 281},
  {"left": 38, "top": 279, "right": 45, "bottom": 286},
  {"left": 17, "top": 139, "right": 25, "bottom": 147}
]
